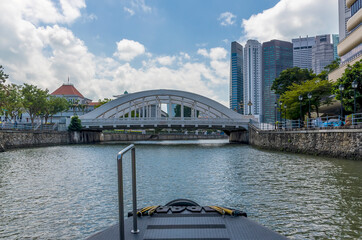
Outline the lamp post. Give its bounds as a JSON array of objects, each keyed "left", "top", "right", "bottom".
[
  {"left": 339, "top": 84, "right": 344, "bottom": 119},
  {"left": 239, "top": 101, "right": 244, "bottom": 114},
  {"left": 299, "top": 95, "right": 303, "bottom": 122},
  {"left": 284, "top": 105, "right": 287, "bottom": 128},
  {"left": 274, "top": 102, "right": 278, "bottom": 129},
  {"left": 247, "top": 101, "right": 253, "bottom": 115},
  {"left": 352, "top": 80, "right": 358, "bottom": 115},
  {"left": 307, "top": 92, "right": 312, "bottom": 119}
]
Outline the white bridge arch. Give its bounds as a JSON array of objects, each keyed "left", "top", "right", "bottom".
[{"left": 79, "top": 89, "right": 253, "bottom": 130}]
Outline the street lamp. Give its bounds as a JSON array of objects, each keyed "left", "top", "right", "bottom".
[
  {"left": 283, "top": 105, "right": 287, "bottom": 127},
  {"left": 274, "top": 102, "right": 278, "bottom": 129},
  {"left": 339, "top": 84, "right": 344, "bottom": 119},
  {"left": 239, "top": 101, "right": 244, "bottom": 114},
  {"left": 307, "top": 92, "right": 312, "bottom": 118},
  {"left": 247, "top": 101, "right": 253, "bottom": 115},
  {"left": 352, "top": 80, "right": 358, "bottom": 115},
  {"left": 299, "top": 95, "right": 303, "bottom": 122}
]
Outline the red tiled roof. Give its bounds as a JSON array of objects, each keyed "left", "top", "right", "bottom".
[{"left": 51, "top": 84, "right": 84, "bottom": 98}]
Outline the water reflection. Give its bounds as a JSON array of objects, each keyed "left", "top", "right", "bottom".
[{"left": 0, "top": 140, "right": 361, "bottom": 239}]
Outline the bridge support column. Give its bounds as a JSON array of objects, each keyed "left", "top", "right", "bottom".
[{"left": 227, "top": 130, "right": 249, "bottom": 144}]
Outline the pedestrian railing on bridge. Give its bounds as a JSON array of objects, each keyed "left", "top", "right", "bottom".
[{"left": 0, "top": 122, "right": 62, "bottom": 131}]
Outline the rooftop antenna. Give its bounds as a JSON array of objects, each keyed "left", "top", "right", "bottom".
[{"left": 68, "top": 76, "right": 70, "bottom": 84}]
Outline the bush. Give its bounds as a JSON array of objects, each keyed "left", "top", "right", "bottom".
[{"left": 68, "top": 116, "right": 82, "bottom": 131}]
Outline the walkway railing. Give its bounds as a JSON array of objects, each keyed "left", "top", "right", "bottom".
[
  {"left": 251, "top": 113, "right": 362, "bottom": 131},
  {"left": 0, "top": 122, "right": 60, "bottom": 131}
]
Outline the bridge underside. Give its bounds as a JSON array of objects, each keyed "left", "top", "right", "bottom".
[{"left": 81, "top": 119, "right": 248, "bottom": 131}]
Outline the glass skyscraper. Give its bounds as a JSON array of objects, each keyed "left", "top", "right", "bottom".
[
  {"left": 244, "top": 40, "right": 262, "bottom": 116},
  {"left": 292, "top": 36, "right": 315, "bottom": 70},
  {"left": 229, "top": 41, "right": 243, "bottom": 114},
  {"left": 262, "top": 40, "right": 293, "bottom": 123}
]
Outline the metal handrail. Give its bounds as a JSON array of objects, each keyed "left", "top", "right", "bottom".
[{"left": 117, "top": 144, "right": 139, "bottom": 240}]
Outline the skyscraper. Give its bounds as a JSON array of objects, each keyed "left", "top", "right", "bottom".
[
  {"left": 332, "top": 34, "right": 340, "bottom": 60},
  {"left": 243, "top": 40, "right": 262, "bottom": 116},
  {"left": 262, "top": 40, "right": 293, "bottom": 123},
  {"left": 338, "top": 0, "right": 351, "bottom": 41},
  {"left": 312, "top": 35, "right": 334, "bottom": 74},
  {"left": 229, "top": 41, "right": 243, "bottom": 114},
  {"left": 292, "top": 36, "right": 315, "bottom": 70}
]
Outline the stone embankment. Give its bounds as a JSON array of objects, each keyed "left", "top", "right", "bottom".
[
  {"left": 248, "top": 124, "right": 362, "bottom": 160},
  {"left": 0, "top": 130, "right": 226, "bottom": 152}
]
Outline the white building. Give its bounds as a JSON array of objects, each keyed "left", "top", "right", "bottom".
[
  {"left": 312, "top": 35, "right": 335, "bottom": 74},
  {"left": 243, "top": 40, "right": 262, "bottom": 116}
]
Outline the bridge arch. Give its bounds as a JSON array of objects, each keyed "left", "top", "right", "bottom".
[
  {"left": 79, "top": 89, "right": 251, "bottom": 130},
  {"left": 81, "top": 89, "right": 242, "bottom": 120}
]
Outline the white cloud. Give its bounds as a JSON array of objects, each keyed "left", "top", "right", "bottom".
[
  {"left": 157, "top": 56, "right": 176, "bottom": 66},
  {"left": 124, "top": 7, "right": 135, "bottom": 16},
  {"left": 198, "top": 47, "right": 227, "bottom": 60},
  {"left": 218, "top": 12, "right": 236, "bottom": 26},
  {"left": 113, "top": 39, "right": 146, "bottom": 61},
  {"left": 241, "top": 0, "right": 338, "bottom": 43}
]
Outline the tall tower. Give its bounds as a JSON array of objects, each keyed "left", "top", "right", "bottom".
[
  {"left": 312, "top": 34, "right": 334, "bottom": 74},
  {"left": 243, "top": 40, "right": 262, "bottom": 116},
  {"left": 332, "top": 34, "right": 340, "bottom": 60},
  {"left": 229, "top": 41, "right": 244, "bottom": 114},
  {"left": 262, "top": 40, "right": 293, "bottom": 123},
  {"left": 338, "top": 0, "right": 351, "bottom": 41},
  {"left": 292, "top": 36, "right": 315, "bottom": 70}
]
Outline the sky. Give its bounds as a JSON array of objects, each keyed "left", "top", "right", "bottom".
[{"left": 0, "top": 0, "right": 338, "bottom": 106}]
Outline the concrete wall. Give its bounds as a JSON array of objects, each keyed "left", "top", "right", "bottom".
[
  {"left": 248, "top": 124, "right": 362, "bottom": 160},
  {"left": 0, "top": 131, "right": 226, "bottom": 152},
  {"left": 229, "top": 131, "right": 249, "bottom": 144},
  {"left": 103, "top": 133, "right": 227, "bottom": 142}
]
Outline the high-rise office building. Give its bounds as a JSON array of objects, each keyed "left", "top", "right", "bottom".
[
  {"left": 243, "top": 40, "right": 262, "bottom": 116},
  {"left": 338, "top": 0, "right": 351, "bottom": 41},
  {"left": 229, "top": 41, "right": 244, "bottom": 114},
  {"left": 262, "top": 40, "right": 293, "bottom": 123},
  {"left": 312, "top": 35, "right": 335, "bottom": 74},
  {"left": 332, "top": 34, "right": 340, "bottom": 60},
  {"left": 292, "top": 36, "right": 315, "bottom": 70}
]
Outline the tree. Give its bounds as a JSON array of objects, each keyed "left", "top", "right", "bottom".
[
  {"left": 279, "top": 78, "right": 333, "bottom": 119},
  {"left": 21, "top": 84, "right": 49, "bottom": 125},
  {"left": 94, "top": 98, "right": 112, "bottom": 108},
  {"left": 271, "top": 67, "right": 316, "bottom": 95},
  {"left": 68, "top": 116, "right": 82, "bottom": 131},
  {"left": 0, "top": 65, "right": 9, "bottom": 113},
  {"left": 333, "top": 60, "right": 362, "bottom": 113},
  {"left": 44, "top": 96, "right": 69, "bottom": 123},
  {"left": 318, "top": 58, "right": 341, "bottom": 80},
  {"left": 2, "top": 84, "right": 23, "bottom": 120}
]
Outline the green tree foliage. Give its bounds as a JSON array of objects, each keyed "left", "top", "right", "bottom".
[
  {"left": 0, "top": 65, "right": 9, "bottom": 112},
  {"left": 279, "top": 78, "right": 333, "bottom": 119},
  {"left": 2, "top": 84, "right": 23, "bottom": 119},
  {"left": 174, "top": 105, "right": 199, "bottom": 117},
  {"left": 271, "top": 67, "right": 316, "bottom": 95},
  {"left": 124, "top": 110, "right": 139, "bottom": 118},
  {"left": 95, "top": 98, "right": 112, "bottom": 108},
  {"left": 332, "top": 60, "right": 362, "bottom": 113},
  {"left": 0, "top": 65, "right": 8, "bottom": 84},
  {"left": 68, "top": 115, "right": 82, "bottom": 131},
  {"left": 21, "top": 84, "right": 49, "bottom": 124},
  {"left": 44, "top": 96, "right": 70, "bottom": 123}
]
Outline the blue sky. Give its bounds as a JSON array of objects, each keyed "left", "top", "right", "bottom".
[{"left": 0, "top": 0, "right": 338, "bottom": 106}]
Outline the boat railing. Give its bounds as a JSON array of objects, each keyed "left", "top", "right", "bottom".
[{"left": 117, "top": 144, "right": 139, "bottom": 240}]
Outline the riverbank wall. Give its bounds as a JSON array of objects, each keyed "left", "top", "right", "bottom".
[
  {"left": 0, "top": 131, "right": 226, "bottom": 151},
  {"left": 248, "top": 124, "right": 362, "bottom": 160}
]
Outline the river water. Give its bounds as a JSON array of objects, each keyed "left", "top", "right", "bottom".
[{"left": 0, "top": 140, "right": 361, "bottom": 239}]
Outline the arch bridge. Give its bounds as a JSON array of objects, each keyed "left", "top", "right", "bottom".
[{"left": 79, "top": 89, "right": 254, "bottom": 131}]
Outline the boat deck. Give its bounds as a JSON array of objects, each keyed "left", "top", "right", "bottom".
[{"left": 87, "top": 206, "right": 287, "bottom": 240}]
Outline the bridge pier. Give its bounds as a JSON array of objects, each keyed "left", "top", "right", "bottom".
[{"left": 226, "top": 130, "right": 249, "bottom": 144}]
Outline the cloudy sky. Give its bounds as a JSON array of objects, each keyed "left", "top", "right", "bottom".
[{"left": 0, "top": 0, "right": 338, "bottom": 106}]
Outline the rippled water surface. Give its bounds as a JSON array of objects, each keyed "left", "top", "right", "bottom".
[{"left": 0, "top": 140, "right": 361, "bottom": 239}]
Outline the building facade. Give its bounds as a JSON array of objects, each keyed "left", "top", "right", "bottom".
[
  {"left": 243, "top": 40, "right": 262, "bottom": 116},
  {"left": 338, "top": 0, "right": 351, "bottom": 41},
  {"left": 312, "top": 35, "right": 335, "bottom": 74},
  {"left": 229, "top": 41, "right": 244, "bottom": 114},
  {"left": 262, "top": 40, "right": 293, "bottom": 123},
  {"left": 292, "top": 36, "right": 315, "bottom": 70},
  {"left": 329, "top": 0, "right": 361, "bottom": 81}
]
